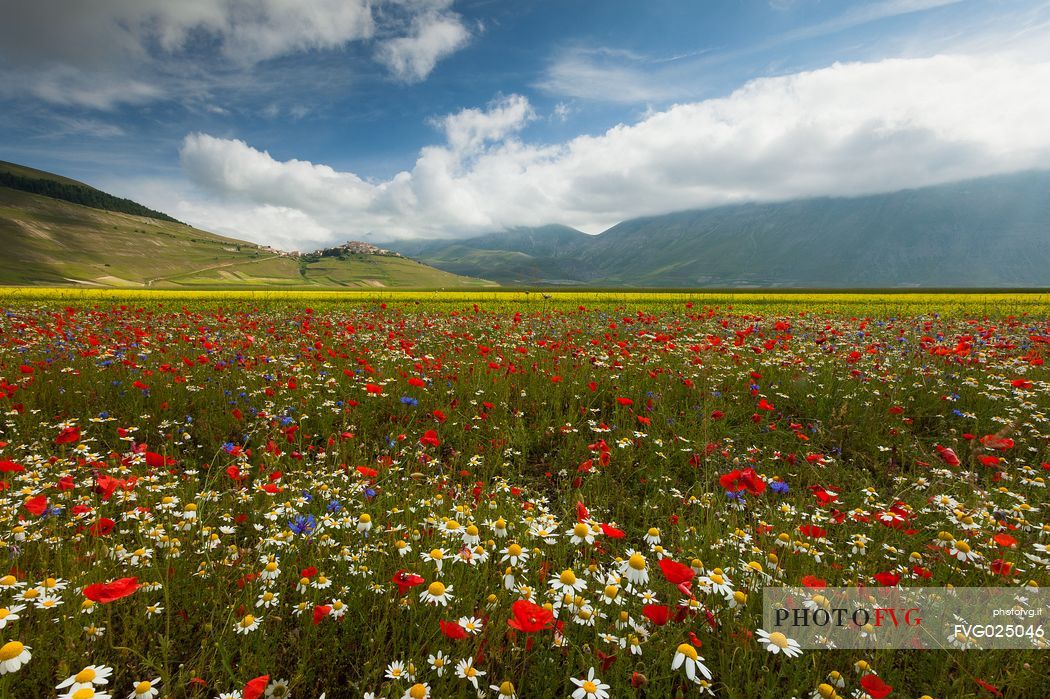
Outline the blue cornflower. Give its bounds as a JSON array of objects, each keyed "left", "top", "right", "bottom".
[
  {"left": 770, "top": 481, "right": 790, "bottom": 495},
  {"left": 289, "top": 514, "right": 316, "bottom": 536},
  {"left": 400, "top": 396, "right": 419, "bottom": 406}
]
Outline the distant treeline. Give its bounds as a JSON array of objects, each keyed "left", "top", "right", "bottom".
[{"left": 0, "top": 171, "right": 180, "bottom": 223}]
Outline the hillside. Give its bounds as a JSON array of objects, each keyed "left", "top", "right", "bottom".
[
  {"left": 396, "top": 225, "right": 591, "bottom": 285},
  {"left": 393, "top": 171, "right": 1050, "bottom": 287},
  {"left": 0, "top": 163, "right": 491, "bottom": 289}
]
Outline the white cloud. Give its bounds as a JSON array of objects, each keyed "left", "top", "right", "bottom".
[
  {"left": 375, "top": 1, "right": 472, "bottom": 82},
  {"left": 434, "top": 94, "right": 534, "bottom": 153},
  {"left": 537, "top": 48, "right": 687, "bottom": 104},
  {"left": 0, "top": 0, "right": 469, "bottom": 108},
  {"left": 173, "top": 53, "right": 1050, "bottom": 246}
]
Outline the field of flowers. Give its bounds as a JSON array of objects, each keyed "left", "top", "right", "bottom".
[{"left": 0, "top": 291, "right": 1046, "bottom": 698}]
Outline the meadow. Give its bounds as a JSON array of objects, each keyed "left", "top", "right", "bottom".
[{"left": 0, "top": 290, "right": 1046, "bottom": 698}]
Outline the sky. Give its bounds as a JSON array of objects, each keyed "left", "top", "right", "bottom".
[{"left": 2, "top": 0, "right": 1049, "bottom": 250}]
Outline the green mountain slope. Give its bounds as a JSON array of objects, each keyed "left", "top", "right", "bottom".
[
  {"left": 395, "top": 171, "right": 1050, "bottom": 287},
  {"left": 396, "top": 225, "right": 591, "bottom": 284},
  {"left": 0, "top": 163, "right": 491, "bottom": 289}
]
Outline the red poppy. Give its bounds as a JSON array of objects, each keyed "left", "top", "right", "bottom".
[
  {"left": 642, "top": 604, "right": 671, "bottom": 626},
  {"left": 860, "top": 675, "right": 893, "bottom": 699},
  {"left": 935, "top": 445, "right": 960, "bottom": 467},
  {"left": 873, "top": 571, "right": 901, "bottom": 587},
  {"left": 992, "top": 533, "right": 1017, "bottom": 548},
  {"left": 507, "top": 599, "right": 554, "bottom": 633},
  {"left": 420, "top": 430, "right": 441, "bottom": 447},
  {"left": 312, "top": 605, "right": 331, "bottom": 625},
  {"left": 973, "top": 678, "right": 1002, "bottom": 696},
  {"left": 365, "top": 383, "right": 382, "bottom": 394},
  {"left": 757, "top": 398, "right": 775, "bottom": 411},
  {"left": 24, "top": 495, "right": 47, "bottom": 516},
  {"left": 980, "top": 435, "right": 1014, "bottom": 450},
  {"left": 616, "top": 397, "right": 633, "bottom": 406},
  {"left": 243, "top": 675, "right": 270, "bottom": 699},
  {"left": 145, "top": 452, "right": 173, "bottom": 468},
  {"left": 719, "top": 468, "right": 766, "bottom": 495},
  {"left": 55, "top": 426, "right": 81, "bottom": 444},
  {"left": 989, "top": 559, "right": 1017, "bottom": 577},
  {"left": 391, "top": 570, "right": 424, "bottom": 596},
  {"left": 440, "top": 619, "right": 468, "bottom": 639},
  {"left": 600, "top": 523, "right": 626, "bottom": 539},
  {"left": 0, "top": 460, "right": 24, "bottom": 473},
  {"left": 575, "top": 501, "right": 590, "bottom": 522},
  {"left": 89, "top": 518, "right": 116, "bottom": 536},
  {"left": 658, "top": 558, "right": 695, "bottom": 585},
  {"left": 83, "top": 577, "right": 139, "bottom": 603},
  {"left": 798, "top": 525, "right": 827, "bottom": 539},
  {"left": 801, "top": 575, "right": 827, "bottom": 589}
]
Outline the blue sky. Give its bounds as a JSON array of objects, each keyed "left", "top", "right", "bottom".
[{"left": 2, "top": 0, "right": 1049, "bottom": 248}]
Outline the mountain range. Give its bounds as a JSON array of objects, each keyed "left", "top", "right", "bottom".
[
  {"left": 392, "top": 171, "right": 1050, "bottom": 287},
  {"left": 3, "top": 159, "right": 1049, "bottom": 289}
]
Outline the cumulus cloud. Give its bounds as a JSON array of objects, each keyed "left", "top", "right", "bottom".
[
  {"left": 375, "top": 1, "right": 473, "bottom": 83},
  {"left": 174, "top": 53, "right": 1050, "bottom": 246},
  {"left": 0, "top": 0, "right": 469, "bottom": 108}
]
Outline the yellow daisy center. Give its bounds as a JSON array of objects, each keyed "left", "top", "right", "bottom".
[
  {"left": 767, "top": 632, "right": 789, "bottom": 648},
  {"left": 0, "top": 641, "right": 24, "bottom": 660},
  {"left": 559, "top": 570, "right": 577, "bottom": 585},
  {"left": 427, "top": 581, "right": 445, "bottom": 597},
  {"left": 676, "top": 643, "right": 699, "bottom": 661},
  {"left": 628, "top": 553, "right": 646, "bottom": 571},
  {"left": 582, "top": 681, "right": 598, "bottom": 692},
  {"left": 75, "top": 667, "right": 97, "bottom": 682},
  {"left": 409, "top": 684, "right": 428, "bottom": 699}
]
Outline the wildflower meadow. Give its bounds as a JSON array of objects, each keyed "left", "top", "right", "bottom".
[{"left": 0, "top": 291, "right": 1046, "bottom": 698}]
